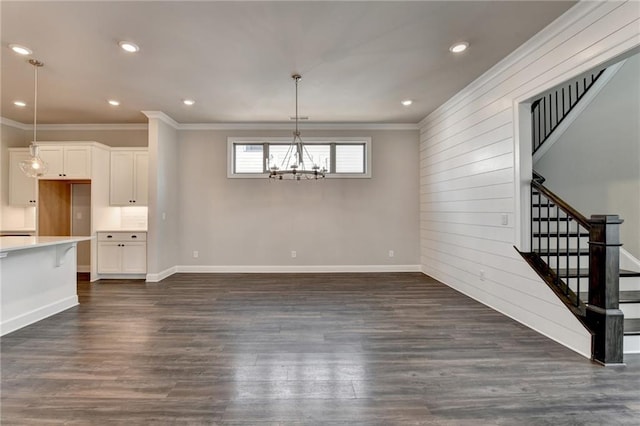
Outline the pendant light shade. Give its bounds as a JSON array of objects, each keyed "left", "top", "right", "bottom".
[
  {"left": 20, "top": 59, "right": 48, "bottom": 178},
  {"left": 19, "top": 144, "right": 48, "bottom": 178}
]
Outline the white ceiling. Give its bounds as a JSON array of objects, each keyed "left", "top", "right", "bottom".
[{"left": 1, "top": 1, "right": 575, "bottom": 125}]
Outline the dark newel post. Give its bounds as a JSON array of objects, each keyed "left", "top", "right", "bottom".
[{"left": 587, "top": 215, "right": 624, "bottom": 365}]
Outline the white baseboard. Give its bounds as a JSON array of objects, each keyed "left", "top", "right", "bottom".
[
  {"left": 175, "top": 264, "right": 422, "bottom": 274},
  {"left": 95, "top": 273, "right": 147, "bottom": 281},
  {"left": 146, "top": 266, "right": 177, "bottom": 282},
  {"left": 1, "top": 295, "right": 78, "bottom": 336}
]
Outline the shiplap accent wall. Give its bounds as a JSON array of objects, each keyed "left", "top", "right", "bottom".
[{"left": 419, "top": 1, "right": 640, "bottom": 357}]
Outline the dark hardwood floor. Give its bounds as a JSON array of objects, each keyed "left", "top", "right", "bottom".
[{"left": 2, "top": 273, "right": 639, "bottom": 425}]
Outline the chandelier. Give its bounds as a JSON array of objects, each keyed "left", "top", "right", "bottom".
[
  {"left": 268, "top": 74, "right": 327, "bottom": 180},
  {"left": 19, "top": 59, "right": 48, "bottom": 178}
]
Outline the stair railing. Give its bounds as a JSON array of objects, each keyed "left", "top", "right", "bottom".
[
  {"left": 528, "top": 172, "right": 624, "bottom": 364},
  {"left": 531, "top": 173, "right": 591, "bottom": 310},
  {"left": 531, "top": 68, "right": 605, "bottom": 155}
]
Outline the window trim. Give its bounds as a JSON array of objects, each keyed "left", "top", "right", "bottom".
[{"left": 227, "top": 137, "right": 372, "bottom": 179}]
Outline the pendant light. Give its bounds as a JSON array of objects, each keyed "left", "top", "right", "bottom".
[
  {"left": 19, "top": 59, "right": 48, "bottom": 178},
  {"left": 268, "top": 74, "right": 327, "bottom": 180}
]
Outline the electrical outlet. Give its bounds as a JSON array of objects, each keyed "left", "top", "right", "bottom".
[
  {"left": 162, "top": 212, "right": 167, "bottom": 221},
  {"left": 501, "top": 214, "right": 508, "bottom": 226},
  {"left": 193, "top": 251, "right": 199, "bottom": 258},
  {"left": 76, "top": 212, "right": 82, "bottom": 220},
  {"left": 388, "top": 250, "right": 394, "bottom": 258},
  {"left": 479, "top": 270, "right": 485, "bottom": 281},
  {"left": 291, "top": 251, "right": 297, "bottom": 258}
]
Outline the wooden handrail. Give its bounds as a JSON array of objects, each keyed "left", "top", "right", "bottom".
[{"left": 531, "top": 179, "right": 590, "bottom": 229}]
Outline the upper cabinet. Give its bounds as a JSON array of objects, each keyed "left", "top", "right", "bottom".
[
  {"left": 110, "top": 149, "right": 148, "bottom": 206},
  {"left": 8, "top": 149, "right": 37, "bottom": 206},
  {"left": 38, "top": 145, "right": 91, "bottom": 179}
]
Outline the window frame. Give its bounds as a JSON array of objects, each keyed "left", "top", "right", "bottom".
[{"left": 227, "top": 137, "right": 372, "bottom": 179}]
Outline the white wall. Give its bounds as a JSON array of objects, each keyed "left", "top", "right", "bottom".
[
  {"left": 177, "top": 129, "right": 420, "bottom": 270},
  {"left": 535, "top": 54, "right": 640, "bottom": 258},
  {"left": 146, "top": 117, "right": 179, "bottom": 279},
  {"left": 419, "top": 1, "right": 640, "bottom": 357}
]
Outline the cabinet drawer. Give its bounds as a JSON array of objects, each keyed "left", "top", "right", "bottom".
[{"left": 97, "top": 232, "right": 147, "bottom": 242}]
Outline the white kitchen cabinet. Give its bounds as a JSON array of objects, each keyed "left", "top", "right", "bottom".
[
  {"left": 38, "top": 145, "right": 91, "bottom": 179},
  {"left": 110, "top": 150, "right": 148, "bottom": 206},
  {"left": 96, "top": 242, "right": 122, "bottom": 273},
  {"left": 97, "top": 232, "right": 147, "bottom": 275},
  {"left": 121, "top": 243, "right": 147, "bottom": 273},
  {"left": 8, "top": 149, "right": 38, "bottom": 206}
]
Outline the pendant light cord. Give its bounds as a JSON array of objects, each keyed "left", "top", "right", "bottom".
[
  {"left": 28, "top": 59, "right": 43, "bottom": 145},
  {"left": 33, "top": 62, "right": 38, "bottom": 143},
  {"left": 294, "top": 75, "right": 299, "bottom": 135}
]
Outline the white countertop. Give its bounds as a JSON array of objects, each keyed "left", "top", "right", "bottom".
[{"left": 0, "top": 236, "right": 93, "bottom": 253}]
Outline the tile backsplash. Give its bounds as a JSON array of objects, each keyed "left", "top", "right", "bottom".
[{"left": 120, "top": 206, "right": 148, "bottom": 230}]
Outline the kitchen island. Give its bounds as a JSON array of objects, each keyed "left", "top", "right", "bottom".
[{"left": 0, "top": 236, "right": 92, "bottom": 336}]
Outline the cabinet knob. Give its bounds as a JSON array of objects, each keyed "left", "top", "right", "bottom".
[{"left": 107, "top": 235, "right": 113, "bottom": 238}]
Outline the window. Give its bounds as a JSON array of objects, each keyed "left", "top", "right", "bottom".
[{"left": 228, "top": 137, "right": 371, "bottom": 178}]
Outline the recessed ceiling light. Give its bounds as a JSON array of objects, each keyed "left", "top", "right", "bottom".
[
  {"left": 118, "top": 41, "right": 140, "bottom": 53},
  {"left": 183, "top": 99, "right": 195, "bottom": 106},
  {"left": 449, "top": 42, "right": 469, "bottom": 53},
  {"left": 9, "top": 44, "right": 32, "bottom": 55},
  {"left": 401, "top": 99, "right": 413, "bottom": 106},
  {"left": 108, "top": 100, "right": 120, "bottom": 106}
]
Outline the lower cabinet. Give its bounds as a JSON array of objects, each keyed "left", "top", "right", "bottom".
[{"left": 97, "top": 232, "right": 147, "bottom": 274}]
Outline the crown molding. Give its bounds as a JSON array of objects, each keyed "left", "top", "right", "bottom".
[
  {"left": 0, "top": 118, "right": 147, "bottom": 131},
  {"left": 3, "top": 114, "right": 419, "bottom": 132},
  {"left": 142, "top": 111, "right": 180, "bottom": 129},
  {"left": 37, "top": 123, "right": 148, "bottom": 131},
  {"left": 0, "top": 117, "right": 30, "bottom": 130},
  {"left": 178, "top": 122, "right": 419, "bottom": 130}
]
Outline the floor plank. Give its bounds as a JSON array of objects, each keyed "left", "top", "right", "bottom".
[{"left": 2, "top": 272, "right": 639, "bottom": 425}]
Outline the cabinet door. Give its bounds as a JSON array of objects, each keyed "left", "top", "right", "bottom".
[
  {"left": 133, "top": 152, "right": 148, "bottom": 205},
  {"left": 9, "top": 151, "right": 38, "bottom": 206},
  {"left": 110, "top": 152, "right": 134, "bottom": 205},
  {"left": 38, "top": 147, "right": 64, "bottom": 178},
  {"left": 64, "top": 146, "right": 91, "bottom": 178},
  {"left": 121, "top": 243, "right": 147, "bottom": 273},
  {"left": 97, "top": 242, "right": 122, "bottom": 273}
]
